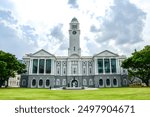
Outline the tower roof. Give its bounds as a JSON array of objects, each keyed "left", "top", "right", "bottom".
[{"left": 71, "top": 17, "right": 78, "bottom": 23}]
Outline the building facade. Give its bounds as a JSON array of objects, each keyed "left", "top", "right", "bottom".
[
  {"left": 21, "top": 18, "right": 128, "bottom": 88},
  {"left": 8, "top": 74, "right": 21, "bottom": 87}
]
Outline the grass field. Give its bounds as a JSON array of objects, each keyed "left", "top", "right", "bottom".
[{"left": 0, "top": 87, "right": 150, "bottom": 100}]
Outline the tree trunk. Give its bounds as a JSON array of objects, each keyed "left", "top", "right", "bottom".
[
  {"left": 0, "top": 79, "right": 5, "bottom": 88},
  {"left": 0, "top": 81, "right": 1, "bottom": 87},
  {"left": 143, "top": 79, "right": 149, "bottom": 87},
  {"left": 0, "top": 82, "right": 2, "bottom": 87},
  {"left": 5, "top": 78, "right": 9, "bottom": 88}
]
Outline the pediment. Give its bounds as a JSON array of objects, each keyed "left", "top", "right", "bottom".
[
  {"left": 32, "top": 49, "right": 55, "bottom": 57},
  {"left": 94, "top": 50, "right": 119, "bottom": 57}
]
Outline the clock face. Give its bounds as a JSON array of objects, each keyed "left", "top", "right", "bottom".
[{"left": 72, "top": 31, "right": 77, "bottom": 35}]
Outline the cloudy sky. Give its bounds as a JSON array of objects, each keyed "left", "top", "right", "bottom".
[{"left": 0, "top": 0, "right": 150, "bottom": 59}]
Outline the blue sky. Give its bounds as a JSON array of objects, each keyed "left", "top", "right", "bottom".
[{"left": 0, "top": 0, "right": 150, "bottom": 59}]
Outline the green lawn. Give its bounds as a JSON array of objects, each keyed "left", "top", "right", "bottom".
[{"left": 0, "top": 87, "right": 150, "bottom": 100}]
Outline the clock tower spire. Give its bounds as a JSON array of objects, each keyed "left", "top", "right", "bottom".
[{"left": 68, "top": 17, "right": 81, "bottom": 56}]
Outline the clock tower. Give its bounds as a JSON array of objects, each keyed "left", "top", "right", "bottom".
[{"left": 68, "top": 17, "right": 81, "bottom": 56}]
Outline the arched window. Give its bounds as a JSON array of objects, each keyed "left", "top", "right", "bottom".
[
  {"left": 106, "top": 79, "right": 110, "bottom": 86},
  {"left": 123, "top": 79, "right": 127, "bottom": 86},
  {"left": 83, "top": 67, "right": 86, "bottom": 74},
  {"left": 89, "top": 67, "right": 92, "bottom": 74},
  {"left": 46, "top": 79, "right": 50, "bottom": 87},
  {"left": 62, "top": 79, "right": 66, "bottom": 85},
  {"left": 63, "top": 67, "right": 66, "bottom": 74},
  {"left": 83, "top": 79, "right": 87, "bottom": 86},
  {"left": 22, "top": 79, "right": 26, "bottom": 86},
  {"left": 56, "top": 79, "right": 60, "bottom": 86},
  {"left": 39, "top": 79, "right": 43, "bottom": 87},
  {"left": 73, "top": 68, "right": 76, "bottom": 74},
  {"left": 53, "top": 79, "right": 55, "bottom": 85},
  {"left": 113, "top": 79, "right": 117, "bottom": 86},
  {"left": 17, "top": 82, "right": 19, "bottom": 86},
  {"left": 32, "top": 79, "right": 36, "bottom": 86},
  {"left": 99, "top": 79, "right": 103, "bottom": 86},
  {"left": 57, "top": 67, "right": 60, "bottom": 74},
  {"left": 89, "top": 79, "right": 93, "bottom": 86}
]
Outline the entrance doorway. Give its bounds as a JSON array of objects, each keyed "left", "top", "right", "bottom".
[{"left": 71, "top": 80, "right": 78, "bottom": 87}]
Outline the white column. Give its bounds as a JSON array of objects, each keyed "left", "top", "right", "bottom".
[
  {"left": 52, "top": 60, "right": 55, "bottom": 75},
  {"left": 67, "top": 60, "right": 69, "bottom": 76},
  {"left": 67, "top": 60, "right": 71, "bottom": 76},
  {"left": 67, "top": 61, "right": 68, "bottom": 76},
  {"left": 61, "top": 61, "right": 63, "bottom": 76},
  {"left": 44, "top": 59, "right": 46, "bottom": 75},
  {"left": 103, "top": 58, "right": 105, "bottom": 74},
  {"left": 37, "top": 59, "right": 39, "bottom": 75},
  {"left": 80, "top": 60, "right": 82, "bottom": 76},
  {"left": 87, "top": 60, "right": 88, "bottom": 76},
  {"left": 78, "top": 60, "right": 80, "bottom": 75},
  {"left": 55, "top": 61, "right": 57, "bottom": 75},
  {"left": 50, "top": 59, "right": 52, "bottom": 75},
  {"left": 29, "top": 59, "right": 32, "bottom": 75},
  {"left": 117, "top": 59, "right": 120, "bottom": 74},
  {"left": 70, "top": 61, "right": 72, "bottom": 76},
  {"left": 110, "top": 58, "right": 112, "bottom": 74},
  {"left": 116, "top": 59, "right": 118, "bottom": 74},
  {"left": 94, "top": 59, "right": 96, "bottom": 75},
  {"left": 27, "top": 60, "right": 30, "bottom": 75},
  {"left": 95, "top": 58, "right": 98, "bottom": 75}
]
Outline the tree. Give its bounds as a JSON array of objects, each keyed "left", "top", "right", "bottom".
[
  {"left": 122, "top": 45, "right": 150, "bottom": 86},
  {"left": 0, "top": 50, "right": 26, "bottom": 87}
]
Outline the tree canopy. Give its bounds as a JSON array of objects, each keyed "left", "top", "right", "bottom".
[
  {"left": 122, "top": 45, "right": 150, "bottom": 86},
  {"left": 0, "top": 50, "right": 26, "bottom": 87}
]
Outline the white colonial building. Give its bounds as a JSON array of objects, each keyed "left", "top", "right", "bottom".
[
  {"left": 21, "top": 18, "right": 128, "bottom": 88},
  {"left": 8, "top": 74, "right": 21, "bottom": 87}
]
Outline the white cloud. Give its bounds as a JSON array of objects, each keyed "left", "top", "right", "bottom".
[
  {"left": 0, "top": 9, "right": 38, "bottom": 58},
  {"left": 88, "top": 0, "right": 147, "bottom": 56},
  {"left": 0, "top": 0, "right": 150, "bottom": 58},
  {"left": 68, "top": 0, "right": 79, "bottom": 8}
]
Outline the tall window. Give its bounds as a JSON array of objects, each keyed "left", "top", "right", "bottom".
[
  {"left": 63, "top": 67, "right": 66, "bottom": 74},
  {"left": 98, "top": 59, "right": 103, "bottom": 73},
  {"left": 73, "top": 68, "right": 76, "bottom": 74},
  {"left": 104, "top": 59, "right": 110, "bottom": 73},
  {"left": 46, "top": 59, "right": 51, "bottom": 73},
  {"left": 111, "top": 59, "right": 116, "bottom": 73},
  {"left": 83, "top": 67, "right": 86, "bottom": 74},
  {"left": 39, "top": 59, "right": 44, "bottom": 73},
  {"left": 89, "top": 67, "right": 92, "bottom": 74},
  {"left": 32, "top": 59, "right": 38, "bottom": 73},
  {"left": 57, "top": 67, "right": 60, "bottom": 75}
]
